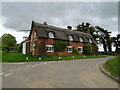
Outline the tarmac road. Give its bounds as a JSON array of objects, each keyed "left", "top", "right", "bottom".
[{"left": 2, "top": 57, "right": 119, "bottom": 88}]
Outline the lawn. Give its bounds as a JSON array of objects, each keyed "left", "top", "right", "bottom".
[
  {"left": 105, "top": 56, "right": 120, "bottom": 78},
  {"left": 2, "top": 52, "right": 106, "bottom": 62}
]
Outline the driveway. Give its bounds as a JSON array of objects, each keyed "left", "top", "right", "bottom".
[{"left": 2, "top": 57, "right": 118, "bottom": 88}]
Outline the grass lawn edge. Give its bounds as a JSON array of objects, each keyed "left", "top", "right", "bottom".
[{"left": 99, "top": 62, "right": 120, "bottom": 82}]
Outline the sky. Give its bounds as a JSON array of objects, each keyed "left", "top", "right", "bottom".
[{"left": 0, "top": 1, "right": 119, "bottom": 51}]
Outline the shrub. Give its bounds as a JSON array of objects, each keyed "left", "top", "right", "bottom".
[
  {"left": 54, "top": 40, "right": 69, "bottom": 52},
  {"left": 73, "top": 47, "right": 79, "bottom": 55},
  {"left": 2, "top": 45, "right": 10, "bottom": 52},
  {"left": 83, "top": 44, "right": 92, "bottom": 55}
]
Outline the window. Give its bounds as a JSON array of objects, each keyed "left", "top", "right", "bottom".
[
  {"left": 30, "top": 44, "right": 36, "bottom": 50},
  {"left": 33, "top": 44, "right": 36, "bottom": 50},
  {"left": 30, "top": 44, "right": 32, "bottom": 51},
  {"left": 48, "top": 32, "right": 55, "bottom": 38},
  {"left": 33, "top": 32, "right": 37, "bottom": 41},
  {"left": 89, "top": 38, "right": 93, "bottom": 43},
  {"left": 80, "top": 37, "right": 84, "bottom": 42},
  {"left": 67, "top": 46, "right": 73, "bottom": 53},
  {"left": 46, "top": 45, "right": 54, "bottom": 52},
  {"left": 69, "top": 35, "right": 73, "bottom": 41},
  {"left": 78, "top": 47, "right": 83, "bottom": 52},
  {"left": 34, "top": 32, "right": 37, "bottom": 38},
  {"left": 31, "top": 34, "right": 33, "bottom": 42}
]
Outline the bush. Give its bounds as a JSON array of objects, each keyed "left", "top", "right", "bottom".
[
  {"left": 73, "top": 47, "right": 79, "bottom": 55},
  {"left": 83, "top": 44, "right": 92, "bottom": 55},
  {"left": 2, "top": 45, "right": 10, "bottom": 52},
  {"left": 54, "top": 40, "right": 69, "bottom": 52}
]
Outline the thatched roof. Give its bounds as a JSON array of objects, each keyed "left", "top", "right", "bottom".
[{"left": 29, "top": 21, "right": 95, "bottom": 43}]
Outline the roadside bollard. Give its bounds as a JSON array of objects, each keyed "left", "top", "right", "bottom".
[
  {"left": 59, "top": 57, "right": 61, "bottom": 60},
  {"left": 94, "top": 55, "right": 95, "bottom": 57},
  {"left": 26, "top": 57, "right": 28, "bottom": 60},
  {"left": 84, "top": 55, "right": 86, "bottom": 58},
  {"left": 73, "top": 56, "right": 74, "bottom": 59},
  {"left": 39, "top": 57, "right": 41, "bottom": 60}
]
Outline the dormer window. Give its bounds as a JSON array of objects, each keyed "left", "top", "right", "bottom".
[
  {"left": 80, "top": 37, "right": 84, "bottom": 42},
  {"left": 48, "top": 32, "right": 55, "bottom": 38},
  {"left": 89, "top": 38, "right": 93, "bottom": 43},
  {"left": 69, "top": 35, "right": 73, "bottom": 41}
]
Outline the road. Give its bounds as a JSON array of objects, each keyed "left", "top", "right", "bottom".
[{"left": 2, "top": 57, "right": 119, "bottom": 88}]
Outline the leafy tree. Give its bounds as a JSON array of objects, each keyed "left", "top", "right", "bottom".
[
  {"left": 2, "top": 34, "right": 17, "bottom": 52},
  {"left": 95, "top": 26, "right": 112, "bottom": 52},
  {"left": 76, "top": 22, "right": 99, "bottom": 41},
  {"left": 112, "top": 34, "right": 120, "bottom": 54},
  {"left": 83, "top": 44, "right": 92, "bottom": 55}
]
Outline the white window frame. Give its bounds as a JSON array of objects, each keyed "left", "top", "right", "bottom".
[
  {"left": 33, "top": 44, "right": 36, "bottom": 50},
  {"left": 69, "top": 35, "right": 73, "bottom": 41},
  {"left": 48, "top": 32, "right": 55, "bottom": 38},
  {"left": 46, "top": 45, "right": 54, "bottom": 52},
  {"left": 30, "top": 44, "right": 33, "bottom": 51},
  {"left": 78, "top": 47, "right": 83, "bottom": 52},
  {"left": 34, "top": 32, "right": 37, "bottom": 38},
  {"left": 67, "top": 46, "right": 73, "bottom": 53},
  {"left": 31, "top": 34, "right": 33, "bottom": 42},
  {"left": 80, "top": 37, "right": 84, "bottom": 42}
]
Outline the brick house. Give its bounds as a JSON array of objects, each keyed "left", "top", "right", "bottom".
[{"left": 21, "top": 21, "right": 96, "bottom": 56}]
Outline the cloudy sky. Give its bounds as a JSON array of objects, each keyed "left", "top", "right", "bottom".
[{"left": 0, "top": 1, "right": 119, "bottom": 51}]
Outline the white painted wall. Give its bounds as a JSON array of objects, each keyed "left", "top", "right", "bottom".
[{"left": 22, "top": 42, "right": 26, "bottom": 54}]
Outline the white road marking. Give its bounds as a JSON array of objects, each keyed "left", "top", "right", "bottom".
[
  {"left": 0, "top": 73, "right": 5, "bottom": 76},
  {"left": 4, "top": 73, "right": 12, "bottom": 77}
]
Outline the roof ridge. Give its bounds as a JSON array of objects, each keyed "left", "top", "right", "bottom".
[{"left": 34, "top": 21, "right": 91, "bottom": 36}]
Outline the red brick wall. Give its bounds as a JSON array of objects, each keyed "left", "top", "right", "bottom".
[
  {"left": 30, "top": 29, "right": 38, "bottom": 56},
  {"left": 37, "top": 38, "right": 84, "bottom": 56}
]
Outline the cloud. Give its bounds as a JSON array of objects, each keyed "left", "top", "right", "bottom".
[{"left": 1, "top": 2, "right": 118, "bottom": 48}]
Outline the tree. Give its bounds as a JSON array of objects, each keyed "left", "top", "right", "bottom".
[
  {"left": 2, "top": 34, "right": 17, "bottom": 52},
  {"left": 112, "top": 34, "right": 120, "bottom": 54},
  {"left": 95, "top": 26, "right": 112, "bottom": 52},
  {"left": 76, "top": 22, "right": 91, "bottom": 33},
  {"left": 76, "top": 22, "right": 99, "bottom": 41}
]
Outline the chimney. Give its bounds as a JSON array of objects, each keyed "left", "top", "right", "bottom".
[
  {"left": 67, "top": 26, "right": 72, "bottom": 30},
  {"left": 43, "top": 22, "right": 47, "bottom": 25}
]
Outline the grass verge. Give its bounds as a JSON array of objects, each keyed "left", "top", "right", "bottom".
[
  {"left": 105, "top": 56, "right": 120, "bottom": 78},
  {"left": 2, "top": 52, "right": 106, "bottom": 62}
]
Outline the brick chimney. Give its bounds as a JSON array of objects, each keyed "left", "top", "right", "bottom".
[
  {"left": 67, "top": 26, "right": 72, "bottom": 30},
  {"left": 43, "top": 22, "right": 47, "bottom": 25}
]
